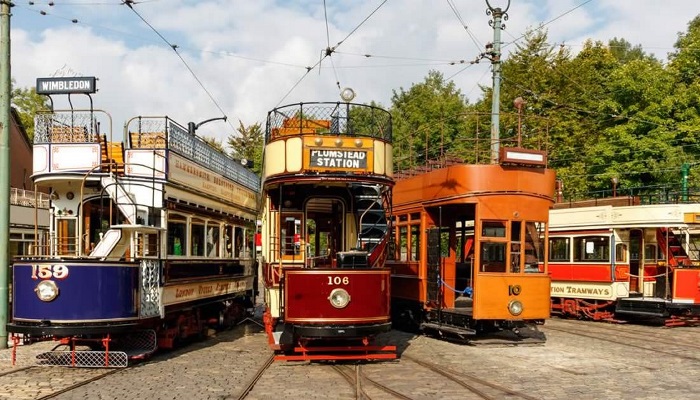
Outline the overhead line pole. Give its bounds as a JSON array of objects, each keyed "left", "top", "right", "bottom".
[
  {"left": 485, "top": 0, "right": 509, "bottom": 164},
  {"left": 0, "top": 0, "right": 12, "bottom": 349}
]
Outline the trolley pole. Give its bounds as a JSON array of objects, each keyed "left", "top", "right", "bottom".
[
  {"left": 0, "top": 0, "right": 12, "bottom": 349},
  {"left": 485, "top": 0, "right": 510, "bottom": 164}
]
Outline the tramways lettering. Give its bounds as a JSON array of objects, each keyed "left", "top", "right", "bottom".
[
  {"left": 171, "top": 155, "right": 256, "bottom": 207},
  {"left": 310, "top": 150, "right": 367, "bottom": 169},
  {"left": 551, "top": 285, "right": 611, "bottom": 296}
]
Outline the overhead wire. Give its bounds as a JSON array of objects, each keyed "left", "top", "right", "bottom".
[
  {"left": 121, "top": 0, "right": 236, "bottom": 133},
  {"left": 274, "top": 0, "right": 389, "bottom": 106}
]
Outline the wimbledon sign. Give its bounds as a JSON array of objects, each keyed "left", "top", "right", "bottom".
[{"left": 36, "top": 77, "right": 97, "bottom": 95}]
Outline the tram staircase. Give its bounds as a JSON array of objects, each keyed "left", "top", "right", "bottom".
[
  {"left": 337, "top": 185, "right": 389, "bottom": 268},
  {"left": 656, "top": 228, "right": 693, "bottom": 268}
]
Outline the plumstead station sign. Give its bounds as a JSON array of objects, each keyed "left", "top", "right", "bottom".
[{"left": 36, "top": 77, "right": 97, "bottom": 95}]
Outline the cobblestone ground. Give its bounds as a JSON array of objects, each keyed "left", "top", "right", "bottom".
[{"left": 0, "top": 319, "right": 698, "bottom": 400}]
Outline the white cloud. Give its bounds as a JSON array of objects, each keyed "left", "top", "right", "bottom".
[{"left": 9, "top": 0, "right": 700, "bottom": 145}]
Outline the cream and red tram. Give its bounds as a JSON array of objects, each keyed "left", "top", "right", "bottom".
[
  {"left": 549, "top": 197, "right": 700, "bottom": 325},
  {"left": 260, "top": 102, "right": 395, "bottom": 360},
  {"left": 388, "top": 149, "right": 555, "bottom": 340}
]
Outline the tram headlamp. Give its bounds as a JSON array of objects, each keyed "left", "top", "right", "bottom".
[
  {"left": 35, "top": 280, "right": 59, "bottom": 302},
  {"left": 328, "top": 288, "right": 351, "bottom": 309},
  {"left": 508, "top": 300, "right": 523, "bottom": 316}
]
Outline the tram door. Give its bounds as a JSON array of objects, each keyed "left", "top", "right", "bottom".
[
  {"left": 426, "top": 228, "right": 441, "bottom": 307},
  {"left": 629, "top": 229, "right": 643, "bottom": 293}
]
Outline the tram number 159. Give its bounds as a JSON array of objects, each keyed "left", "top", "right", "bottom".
[
  {"left": 327, "top": 276, "right": 349, "bottom": 285},
  {"left": 31, "top": 264, "right": 69, "bottom": 280}
]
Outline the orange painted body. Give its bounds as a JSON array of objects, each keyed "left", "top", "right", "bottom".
[{"left": 388, "top": 163, "right": 555, "bottom": 328}]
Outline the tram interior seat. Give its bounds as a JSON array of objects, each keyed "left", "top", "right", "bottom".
[{"left": 336, "top": 250, "right": 369, "bottom": 268}]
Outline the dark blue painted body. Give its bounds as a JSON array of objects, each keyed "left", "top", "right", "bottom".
[{"left": 12, "top": 261, "right": 140, "bottom": 322}]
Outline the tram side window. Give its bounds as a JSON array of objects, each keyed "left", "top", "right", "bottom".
[
  {"left": 280, "top": 213, "right": 302, "bottom": 256},
  {"left": 574, "top": 236, "right": 609, "bottom": 262},
  {"left": 549, "top": 237, "right": 570, "bottom": 262},
  {"left": 399, "top": 226, "right": 408, "bottom": 261},
  {"left": 616, "top": 243, "right": 627, "bottom": 262},
  {"left": 224, "top": 225, "right": 233, "bottom": 258},
  {"left": 234, "top": 226, "right": 244, "bottom": 257},
  {"left": 410, "top": 224, "right": 420, "bottom": 261},
  {"left": 644, "top": 244, "right": 657, "bottom": 261},
  {"left": 525, "top": 221, "right": 545, "bottom": 273},
  {"left": 191, "top": 218, "right": 205, "bottom": 256},
  {"left": 207, "top": 224, "right": 220, "bottom": 257},
  {"left": 167, "top": 215, "right": 187, "bottom": 256},
  {"left": 510, "top": 221, "right": 522, "bottom": 273},
  {"left": 387, "top": 226, "right": 396, "bottom": 260}
]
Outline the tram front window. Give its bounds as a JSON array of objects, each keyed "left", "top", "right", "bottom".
[
  {"left": 480, "top": 242, "right": 506, "bottom": 272},
  {"left": 281, "top": 213, "right": 302, "bottom": 257}
]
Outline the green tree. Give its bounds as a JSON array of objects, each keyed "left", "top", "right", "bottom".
[
  {"left": 390, "top": 70, "right": 469, "bottom": 170},
  {"left": 201, "top": 135, "right": 225, "bottom": 153},
  {"left": 11, "top": 81, "right": 50, "bottom": 141},
  {"left": 227, "top": 120, "right": 263, "bottom": 175}
]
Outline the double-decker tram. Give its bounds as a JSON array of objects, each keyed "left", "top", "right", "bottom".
[
  {"left": 549, "top": 195, "right": 700, "bottom": 326},
  {"left": 388, "top": 148, "right": 556, "bottom": 341},
  {"left": 260, "top": 101, "right": 396, "bottom": 361},
  {"left": 9, "top": 105, "right": 259, "bottom": 366}
]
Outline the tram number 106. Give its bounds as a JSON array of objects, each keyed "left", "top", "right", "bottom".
[{"left": 327, "top": 276, "right": 350, "bottom": 285}]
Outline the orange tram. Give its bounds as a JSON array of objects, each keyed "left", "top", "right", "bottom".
[
  {"left": 260, "top": 102, "right": 396, "bottom": 361},
  {"left": 549, "top": 195, "right": 700, "bottom": 326},
  {"left": 388, "top": 148, "right": 556, "bottom": 341}
]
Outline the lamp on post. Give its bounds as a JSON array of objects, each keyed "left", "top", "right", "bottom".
[
  {"left": 611, "top": 177, "right": 618, "bottom": 198},
  {"left": 188, "top": 116, "right": 227, "bottom": 135},
  {"left": 513, "top": 96, "right": 525, "bottom": 148}
]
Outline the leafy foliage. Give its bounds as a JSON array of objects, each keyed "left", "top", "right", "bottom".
[
  {"left": 227, "top": 120, "right": 263, "bottom": 175},
  {"left": 10, "top": 80, "right": 50, "bottom": 141}
]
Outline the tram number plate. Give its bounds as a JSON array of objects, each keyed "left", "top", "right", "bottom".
[
  {"left": 508, "top": 284, "right": 522, "bottom": 296},
  {"left": 31, "top": 264, "right": 69, "bottom": 280},
  {"left": 327, "top": 276, "right": 349, "bottom": 285}
]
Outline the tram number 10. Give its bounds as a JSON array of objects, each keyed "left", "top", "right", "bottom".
[
  {"left": 327, "top": 276, "right": 350, "bottom": 285},
  {"left": 31, "top": 264, "right": 69, "bottom": 280}
]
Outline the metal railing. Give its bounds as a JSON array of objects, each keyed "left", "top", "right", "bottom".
[{"left": 10, "top": 188, "right": 50, "bottom": 208}]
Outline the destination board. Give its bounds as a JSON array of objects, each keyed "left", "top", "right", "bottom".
[{"left": 310, "top": 149, "right": 367, "bottom": 169}]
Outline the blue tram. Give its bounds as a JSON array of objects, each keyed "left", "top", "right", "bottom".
[{"left": 9, "top": 108, "right": 259, "bottom": 366}]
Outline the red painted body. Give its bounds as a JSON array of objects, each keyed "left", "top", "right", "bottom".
[{"left": 284, "top": 269, "right": 391, "bottom": 323}]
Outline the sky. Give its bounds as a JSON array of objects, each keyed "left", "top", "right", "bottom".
[{"left": 8, "top": 0, "right": 700, "bottom": 145}]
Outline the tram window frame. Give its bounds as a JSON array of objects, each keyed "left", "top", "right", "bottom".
[
  {"left": 615, "top": 243, "right": 627, "bottom": 262},
  {"left": 548, "top": 237, "right": 570, "bottom": 262},
  {"left": 510, "top": 221, "right": 522, "bottom": 273},
  {"left": 224, "top": 225, "right": 234, "bottom": 258},
  {"left": 573, "top": 236, "right": 610, "bottom": 262},
  {"left": 167, "top": 213, "right": 188, "bottom": 256},
  {"left": 399, "top": 225, "right": 408, "bottom": 261},
  {"left": 644, "top": 244, "right": 657, "bottom": 261},
  {"left": 206, "top": 222, "right": 221, "bottom": 258},
  {"left": 482, "top": 221, "right": 506, "bottom": 238},
  {"left": 524, "top": 221, "right": 545, "bottom": 273},
  {"left": 191, "top": 218, "right": 206, "bottom": 257},
  {"left": 410, "top": 223, "right": 420, "bottom": 261},
  {"left": 280, "top": 212, "right": 303, "bottom": 259},
  {"left": 234, "top": 226, "right": 245, "bottom": 258},
  {"left": 479, "top": 242, "right": 507, "bottom": 273}
]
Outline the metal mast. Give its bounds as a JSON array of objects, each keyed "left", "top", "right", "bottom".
[
  {"left": 0, "top": 0, "right": 12, "bottom": 349},
  {"left": 485, "top": 0, "right": 510, "bottom": 164}
]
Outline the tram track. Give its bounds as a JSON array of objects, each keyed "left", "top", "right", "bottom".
[
  {"left": 0, "top": 364, "right": 122, "bottom": 399},
  {"left": 235, "top": 353, "right": 275, "bottom": 400},
  {"left": 332, "top": 364, "right": 413, "bottom": 400},
  {"left": 550, "top": 319, "right": 700, "bottom": 351},
  {"left": 545, "top": 325, "right": 700, "bottom": 362},
  {"left": 401, "top": 354, "right": 538, "bottom": 400}
]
